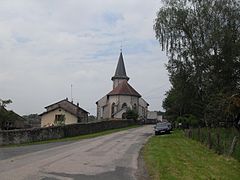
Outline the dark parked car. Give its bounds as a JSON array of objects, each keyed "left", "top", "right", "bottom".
[
  {"left": 165, "top": 122, "right": 172, "bottom": 131},
  {"left": 154, "top": 123, "right": 171, "bottom": 135}
]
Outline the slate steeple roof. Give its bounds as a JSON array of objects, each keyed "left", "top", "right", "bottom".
[{"left": 111, "top": 52, "right": 129, "bottom": 81}]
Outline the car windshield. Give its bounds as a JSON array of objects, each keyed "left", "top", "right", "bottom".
[{"left": 156, "top": 123, "right": 168, "bottom": 128}]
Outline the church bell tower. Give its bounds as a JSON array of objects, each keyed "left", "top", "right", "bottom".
[{"left": 111, "top": 52, "right": 129, "bottom": 89}]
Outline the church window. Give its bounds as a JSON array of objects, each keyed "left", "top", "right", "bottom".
[
  {"left": 122, "top": 103, "right": 127, "bottom": 108},
  {"left": 122, "top": 112, "right": 127, "bottom": 119},
  {"left": 111, "top": 103, "right": 115, "bottom": 118},
  {"left": 133, "top": 103, "right": 137, "bottom": 110}
]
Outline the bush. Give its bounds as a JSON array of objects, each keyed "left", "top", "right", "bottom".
[
  {"left": 176, "top": 114, "right": 199, "bottom": 128},
  {"left": 126, "top": 108, "right": 138, "bottom": 120}
]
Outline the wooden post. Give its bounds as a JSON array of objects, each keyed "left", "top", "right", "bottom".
[
  {"left": 198, "top": 128, "right": 200, "bottom": 140},
  {"left": 229, "top": 136, "right": 238, "bottom": 155},
  {"left": 208, "top": 132, "right": 212, "bottom": 149},
  {"left": 216, "top": 133, "right": 220, "bottom": 153},
  {"left": 188, "top": 129, "right": 192, "bottom": 138},
  {"left": 217, "top": 133, "right": 220, "bottom": 146}
]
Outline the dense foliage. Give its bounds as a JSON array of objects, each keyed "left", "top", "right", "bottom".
[
  {"left": 126, "top": 108, "right": 139, "bottom": 120},
  {"left": 0, "top": 99, "right": 13, "bottom": 129},
  {"left": 22, "top": 114, "right": 41, "bottom": 127},
  {"left": 0, "top": 99, "right": 12, "bottom": 108},
  {"left": 154, "top": 0, "right": 240, "bottom": 127}
]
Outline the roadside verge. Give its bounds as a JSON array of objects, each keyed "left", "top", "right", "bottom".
[{"left": 141, "top": 130, "right": 240, "bottom": 179}]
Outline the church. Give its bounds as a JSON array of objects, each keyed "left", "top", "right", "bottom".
[{"left": 96, "top": 51, "right": 149, "bottom": 120}]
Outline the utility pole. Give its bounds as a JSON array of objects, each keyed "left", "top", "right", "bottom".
[{"left": 71, "top": 84, "right": 73, "bottom": 102}]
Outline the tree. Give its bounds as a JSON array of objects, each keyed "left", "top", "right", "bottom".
[
  {"left": 0, "top": 99, "right": 13, "bottom": 129},
  {"left": 22, "top": 114, "right": 41, "bottom": 127},
  {"left": 225, "top": 93, "right": 240, "bottom": 128},
  {"left": 155, "top": 0, "right": 240, "bottom": 126},
  {"left": 176, "top": 114, "right": 199, "bottom": 129},
  {"left": 0, "top": 99, "right": 12, "bottom": 108},
  {"left": 88, "top": 115, "right": 97, "bottom": 122}
]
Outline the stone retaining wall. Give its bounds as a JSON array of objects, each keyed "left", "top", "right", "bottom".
[{"left": 0, "top": 120, "right": 137, "bottom": 146}]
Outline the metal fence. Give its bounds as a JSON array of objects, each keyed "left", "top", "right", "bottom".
[{"left": 184, "top": 128, "right": 240, "bottom": 161}]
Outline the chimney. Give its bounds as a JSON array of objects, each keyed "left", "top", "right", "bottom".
[
  {"left": 66, "top": 97, "right": 68, "bottom": 101},
  {"left": 77, "top": 102, "right": 79, "bottom": 107}
]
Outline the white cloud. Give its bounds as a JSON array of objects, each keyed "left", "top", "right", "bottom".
[{"left": 0, "top": 0, "right": 169, "bottom": 115}]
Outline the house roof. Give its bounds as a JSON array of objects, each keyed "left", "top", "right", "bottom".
[
  {"left": 45, "top": 99, "right": 88, "bottom": 113},
  {"left": 107, "top": 81, "right": 141, "bottom": 97},
  {"left": 0, "top": 106, "right": 26, "bottom": 122},
  {"left": 111, "top": 52, "right": 129, "bottom": 81},
  {"left": 44, "top": 99, "right": 67, "bottom": 109},
  {"left": 40, "top": 99, "right": 89, "bottom": 117}
]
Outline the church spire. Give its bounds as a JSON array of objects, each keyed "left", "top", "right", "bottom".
[{"left": 111, "top": 52, "right": 129, "bottom": 81}]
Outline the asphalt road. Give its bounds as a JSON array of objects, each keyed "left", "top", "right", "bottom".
[{"left": 0, "top": 125, "right": 153, "bottom": 180}]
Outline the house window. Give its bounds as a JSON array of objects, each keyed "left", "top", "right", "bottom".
[
  {"left": 78, "top": 117, "right": 82, "bottom": 123},
  {"left": 4, "top": 121, "right": 13, "bottom": 127},
  {"left": 54, "top": 114, "right": 65, "bottom": 125}
]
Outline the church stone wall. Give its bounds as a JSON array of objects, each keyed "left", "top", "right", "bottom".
[
  {"left": 108, "top": 95, "right": 139, "bottom": 109},
  {"left": 108, "top": 95, "right": 139, "bottom": 119},
  {"left": 96, "top": 95, "right": 109, "bottom": 120}
]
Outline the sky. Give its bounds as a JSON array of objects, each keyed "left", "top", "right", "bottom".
[{"left": 0, "top": 0, "right": 170, "bottom": 116}]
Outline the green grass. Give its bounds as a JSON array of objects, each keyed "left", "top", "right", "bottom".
[
  {"left": 143, "top": 130, "right": 240, "bottom": 180},
  {"left": 1, "top": 125, "right": 141, "bottom": 148}
]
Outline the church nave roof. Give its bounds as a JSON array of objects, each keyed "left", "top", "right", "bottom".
[{"left": 107, "top": 81, "right": 141, "bottom": 97}]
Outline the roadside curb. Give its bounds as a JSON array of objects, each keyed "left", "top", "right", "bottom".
[
  {"left": 136, "top": 146, "right": 150, "bottom": 180},
  {"left": 135, "top": 130, "right": 153, "bottom": 180}
]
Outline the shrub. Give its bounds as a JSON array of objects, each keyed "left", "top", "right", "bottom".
[{"left": 126, "top": 108, "right": 139, "bottom": 120}]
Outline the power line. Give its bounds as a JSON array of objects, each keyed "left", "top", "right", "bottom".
[{"left": 142, "top": 82, "right": 170, "bottom": 96}]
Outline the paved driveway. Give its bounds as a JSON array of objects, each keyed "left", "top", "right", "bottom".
[{"left": 0, "top": 125, "right": 153, "bottom": 180}]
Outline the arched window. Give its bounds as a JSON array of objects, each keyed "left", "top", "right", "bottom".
[
  {"left": 122, "top": 103, "right": 127, "bottom": 109},
  {"left": 133, "top": 103, "right": 137, "bottom": 110},
  {"left": 111, "top": 103, "right": 115, "bottom": 118},
  {"left": 122, "top": 112, "right": 127, "bottom": 119}
]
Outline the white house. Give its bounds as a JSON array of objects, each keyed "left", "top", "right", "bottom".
[
  {"left": 147, "top": 111, "right": 163, "bottom": 122},
  {"left": 96, "top": 52, "right": 149, "bottom": 120},
  {"left": 40, "top": 98, "right": 89, "bottom": 127}
]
